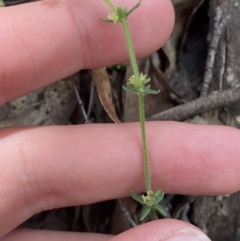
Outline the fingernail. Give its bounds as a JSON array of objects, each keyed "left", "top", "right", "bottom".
[{"left": 160, "top": 228, "right": 211, "bottom": 241}]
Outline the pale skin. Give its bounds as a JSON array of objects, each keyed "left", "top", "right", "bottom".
[{"left": 0, "top": 0, "right": 240, "bottom": 240}]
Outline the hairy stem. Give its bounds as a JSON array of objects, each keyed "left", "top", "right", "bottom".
[
  {"left": 102, "top": 0, "right": 166, "bottom": 222},
  {"left": 150, "top": 209, "right": 157, "bottom": 220},
  {"left": 138, "top": 94, "right": 151, "bottom": 191},
  {"left": 102, "top": 0, "right": 117, "bottom": 12},
  {"left": 122, "top": 17, "right": 151, "bottom": 192},
  {"left": 122, "top": 19, "right": 140, "bottom": 81}
]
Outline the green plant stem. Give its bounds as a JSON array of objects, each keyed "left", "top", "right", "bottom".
[
  {"left": 121, "top": 18, "right": 151, "bottom": 192},
  {"left": 122, "top": 19, "right": 140, "bottom": 81},
  {"left": 138, "top": 94, "right": 151, "bottom": 191},
  {"left": 150, "top": 209, "right": 157, "bottom": 220},
  {"left": 103, "top": 0, "right": 117, "bottom": 11},
  {"left": 102, "top": 0, "right": 167, "bottom": 222}
]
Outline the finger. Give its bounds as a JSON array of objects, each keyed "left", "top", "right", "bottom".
[
  {"left": 110, "top": 219, "right": 211, "bottom": 241},
  {"left": 1, "top": 122, "right": 240, "bottom": 236},
  {"left": 1, "top": 220, "right": 211, "bottom": 241},
  {"left": 0, "top": 229, "right": 112, "bottom": 241},
  {"left": 0, "top": 0, "right": 174, "bottom": 104}
]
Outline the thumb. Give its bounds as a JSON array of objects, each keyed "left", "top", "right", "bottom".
[{"left": 110, "top": 219, "right": 211, "bottom": 241}]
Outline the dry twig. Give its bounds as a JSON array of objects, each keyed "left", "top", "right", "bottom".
[
  {"left": 150, "top": 87, "right": 240, "bottom": 121},
  {"left": 70, "top": 77, "right": 89, "bottom": 123},
  {"left": 117, "top": 199, "right": 137, "bottom": 227}
]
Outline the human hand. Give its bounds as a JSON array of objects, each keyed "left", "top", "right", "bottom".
[{"left": 0, "top": 1, "right": 240, "bottom": 240}]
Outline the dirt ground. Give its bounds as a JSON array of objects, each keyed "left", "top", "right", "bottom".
[{"left": 1, "top": 0, "right": 240, "bottom": 240}]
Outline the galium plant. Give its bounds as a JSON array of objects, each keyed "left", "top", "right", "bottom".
[
  {"left": 0, "top": 0, "right": 166, "bottom": 222},
  {"left": 102, "top": 0, "right": 167, "bottom": 221}
]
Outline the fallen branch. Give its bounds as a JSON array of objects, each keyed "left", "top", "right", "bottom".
[{"left": 149, "top": 87, "right": 240, "bottom": 121}]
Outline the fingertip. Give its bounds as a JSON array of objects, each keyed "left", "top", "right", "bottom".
[
  {"left": 82, "top": 0, "right": 175, "bottom": 68},
  {"left": 0, "top": 229, "right": 112, "bottom": 241},
  {"left": 110, "top": 219, "right": 210, "bottom": 241}
]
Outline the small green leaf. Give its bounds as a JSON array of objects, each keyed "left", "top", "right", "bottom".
[
  {"left": 130, "top": 191, "right": 144, "bottom": 205},
  {"left": 143, "top": 77, "right": 151, "bottom": 85},
  {"left": 154, "top": 190, "right": 164, "bottom": 204},
  {"left": 123, "top": 85, "right": 138, "bottom": 94},
  {"left": 140, "top": 206, "right": 151, "bottom": 221},
  {"left": 100, "top": 18, "right": 114, "bottom": 23},
  {"left": 126, "top": 1, "right": 142, "bottom": 17},
  {"left": 143, "top": 88, "right": 160, "bottom": 95},
  {"left": 154, "top": 204, "right": 167, "bottom": 217},
  {"left": 117, "top": 6, "right": 126, "bottom": 15},
  {"left": 153, "top": 189, "right": 162, "bottom": 197}
]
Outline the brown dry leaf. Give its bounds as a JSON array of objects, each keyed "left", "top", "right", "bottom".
[{"left": 91, "top": 68, "right": 121, "bottom": 123}]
